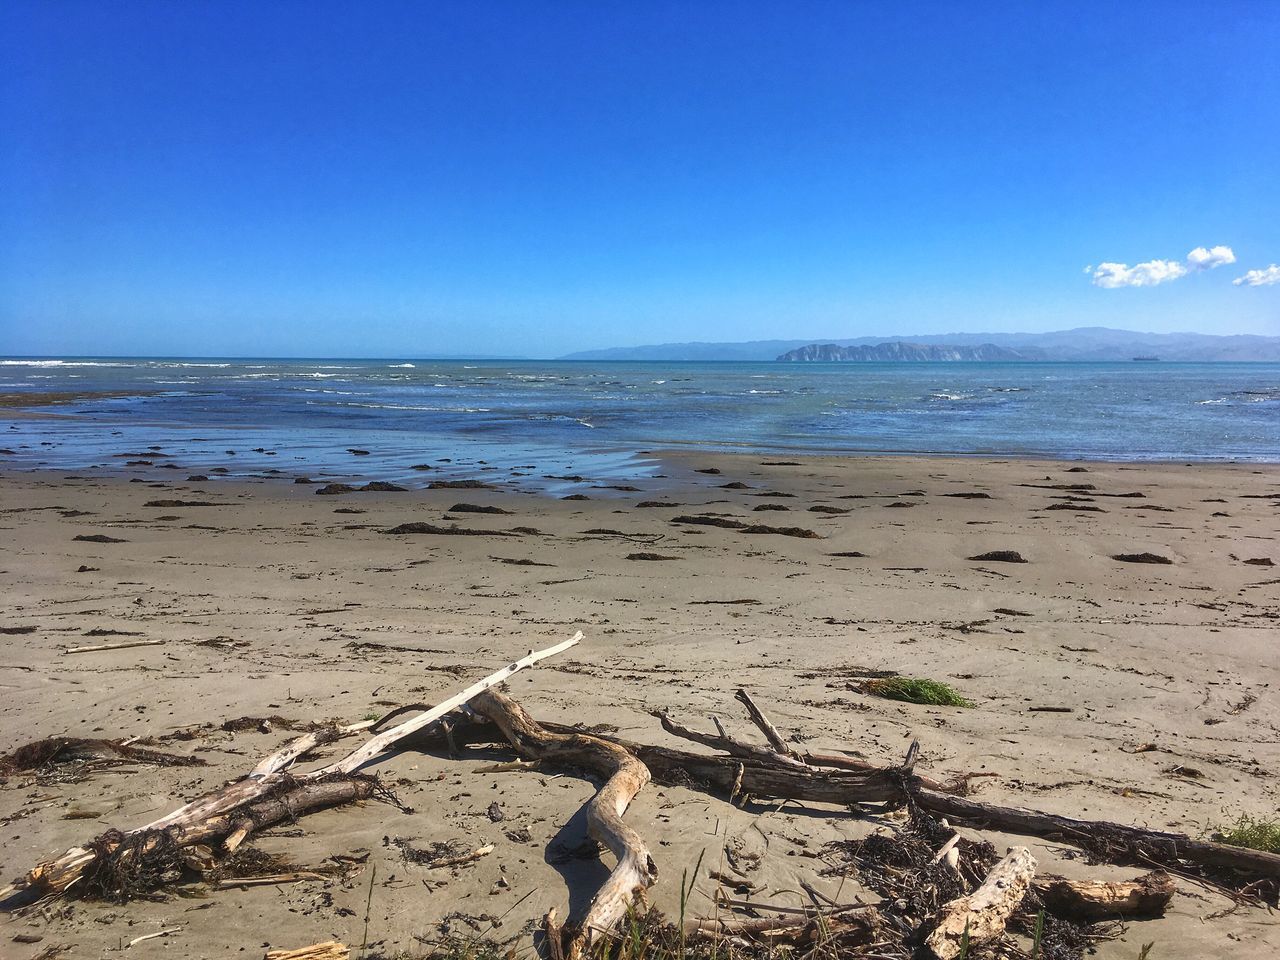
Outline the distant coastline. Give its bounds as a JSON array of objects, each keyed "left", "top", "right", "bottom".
[{"left": 560, "top": 326, "right": 1280, "bottom": 362}]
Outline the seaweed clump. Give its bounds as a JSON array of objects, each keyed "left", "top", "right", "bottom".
[{"left": 861, "top": 677, "right": 975, "bottom": 708}]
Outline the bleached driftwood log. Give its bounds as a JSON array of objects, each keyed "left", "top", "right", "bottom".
[
  {"left": 923, "top": 846, "right": 1037, "bottom": 960},
  {"left": 470, "top": 688, "right": 658, "bottom": 960},
  {"left": 264, "top": 942, "right": 349, "bottom": 960},
  {"left": 0, "top": 634, "right": 582, "bottom": 903},
  {"left": 1034, "top": 870, "right": 1175, "bottom": 920}
]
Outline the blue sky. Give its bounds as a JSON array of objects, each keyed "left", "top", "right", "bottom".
[{"left": 2, "top": 1, "right": 1278, "bottom": 358}]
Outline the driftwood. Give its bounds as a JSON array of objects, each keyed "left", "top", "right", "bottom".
[
  {"left": 685, "top": 904, "right": 882, "bottom": 946},
  {"left": 654, "top": 710, "right": 981, "bottom": 795},
  {"left": 733, "top": 688, "right": 796, "bottom": 757},
  {"left": 63, "top": 639, "right": 165, "bottom": 655},
  {"left": 470, "top": 688, "right": 658, "bottom": 959},
  {"left": 923, "top": 846, "right": 1037, "bottom": 960},
  {"left": 0, "top": 634, "right": 582, "bottom": 904},
  {"left": 915, "top": 787, "right": 1280, "bottom": 881},
  {"left": 1034, "top": 870, "right": 1175, "bottom": 921},
  {"left": 426, "top": 711, "right": 1280, "bottom": 884},
  {"left": 264, "top": 943, "right": 349, "bottom": 960},
  {"left": 0, "top": 737, "right": 204, "bottom": 776}
]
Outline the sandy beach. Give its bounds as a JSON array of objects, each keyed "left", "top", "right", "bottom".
[{"left": 1, "top": 453, "right": 1277, "bottom": 958}]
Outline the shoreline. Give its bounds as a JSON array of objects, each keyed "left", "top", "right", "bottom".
[{"left": 1, "top": 455, "right": 1277, "bottom": 957}]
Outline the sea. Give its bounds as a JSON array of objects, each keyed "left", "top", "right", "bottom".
[{"left": 2, "top": 358, "right": 1278, "bottom": 487}]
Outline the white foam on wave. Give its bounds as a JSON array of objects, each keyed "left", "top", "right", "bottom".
[
  {"left": 0, "top": 359, "right": 133, "bottom": 367},
  {"left": 388, "top": 363, "right": 416, "bottom": 368},
  {"left": 337, "top": 401, "right": 491, "bottom": 413}
]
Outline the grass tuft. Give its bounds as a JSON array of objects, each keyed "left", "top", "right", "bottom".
[
  {"left": 1211, "top": 815, "right": 1280, "bottom": 853},
  {"left": 861, "top": 676, "right": 975, "bottom": 708}
]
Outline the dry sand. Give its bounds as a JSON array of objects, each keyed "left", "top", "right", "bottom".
[{"left": 1, "top": 453, "right": 1277, "bottom": 958}]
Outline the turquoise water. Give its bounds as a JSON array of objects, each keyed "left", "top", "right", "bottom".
[{"left": 2, "top": 359, "right": 1278, "bottom": 482}]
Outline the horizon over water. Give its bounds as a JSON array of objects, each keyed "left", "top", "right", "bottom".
[{"left": 3, "top": 357, "right": 1279, "bottom": 486}]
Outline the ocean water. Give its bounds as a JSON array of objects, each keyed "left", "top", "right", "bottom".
[{"left": 2, "top": 358, "right": 1278, "bottom": 484}]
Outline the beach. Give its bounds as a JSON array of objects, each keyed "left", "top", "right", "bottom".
[{"left": 1, "top": 453, "right": 1277, "bottom": 958}]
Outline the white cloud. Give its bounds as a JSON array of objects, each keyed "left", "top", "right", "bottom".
[
  {"left": 1091, "top": 259, "right": 1187, "bottom": 288},
  {"left": 1233, "top": 264, "right": 1280, "bottom": 287},
  {"left": 1090, "top": 244, "right": 1236, "bottom": 288},
  {"left": 1186, "top": 245, "right": 1236, "bottom": 270}
]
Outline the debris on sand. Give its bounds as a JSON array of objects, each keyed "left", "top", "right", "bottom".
[
  {"left": 0, "top": 625, "right": 37, "bottom": 635},
  {"left": 942, "top": 491, "right": 993, "bottom": 499},
  {"left": 73, "top": 534, "right": 128, "bottom": 543},
  {"left": 449, "top": 503, "right": 513, "bottom": 514},
  {"left": 753, "top": 503, "right": 789, "bottom": 511},
  {"left": 562, "top": 494, "right": 591, "bottom": 500},
  {"left": 626, "top": 552, "right": 679, "bottom": 561},
  {"left": 828, "top": 550, "right": 868, "bottom": 558},
  {"left": 671, "top": 515, "right": 747, "bottom": 530},
  {"left": 967, "top": 550, "right": 1027, "bottom": 563},
  {"left": 1112, "top": 552, "right": 1173, "bottom": 564},
  {"left": 744, "top": 523, "right": 821, "bottom": 538},
  {"left": 808, "top": 505, "right": 851, "bottom": 514},
  {"left": 670, "top": 515, "right": 821, "bottom": 538},
  {"left": 1045, "top": 503, "right": 1105, "bottom": 512},
  {"left": 636, "top": 501, "right": 680, "bottom": 508},
  {"left": 382, "top": 522, "right": 520, "bottom": 537},
  {"left": 0, "top": 737, "right": 204, "bottom": 779},
  {"left": 143, "top": 499, "right": 220, "bottom": 507},
  {"left": 315, "top": 484, "right": 357, "bottom": 496},
  {"left": 428, "top": 479, "right": 495, "bottom": 489},
  {"left": 360, "top": 481, "right": 407, "bottom": 492},
  {"left": 719, "top": 481, "right": 753, "bottom": 489}
]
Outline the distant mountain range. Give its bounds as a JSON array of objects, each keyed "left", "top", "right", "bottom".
[
  {"left": 778, "top": 342, "right": 1020, "bottom": 362},
  {"left": 560, "top": 327, "right": 1280, "bottom": 362}
]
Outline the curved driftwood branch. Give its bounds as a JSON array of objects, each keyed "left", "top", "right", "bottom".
[
  {"left": 470, "top": 688, "right": 658, "bottom": 958},
  {"left": 923, "top": 846, "right": 1037, "bottom": 960}
]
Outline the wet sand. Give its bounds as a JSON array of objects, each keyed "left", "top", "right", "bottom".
[{"left": 1, "top": 453, "right": 1277, "bottom": 958}]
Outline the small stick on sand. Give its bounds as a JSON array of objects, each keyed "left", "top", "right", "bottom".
[
  {"left": 425, "top": 843, "right": 494, "bottom": 869},
  {"left": 63, "top": 639, "right": 164, "bottom": 655},
  {"left": 127, "top": 927, "right": 182, "bottom": 948}
]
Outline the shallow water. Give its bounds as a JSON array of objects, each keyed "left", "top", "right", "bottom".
[{"left": 2, "top": 358, "right": 1278, "bottom": 483}]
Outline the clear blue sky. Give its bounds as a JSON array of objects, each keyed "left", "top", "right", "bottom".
[{"left": 2, "top": 1, "right": 1277, "bottom": 358}]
